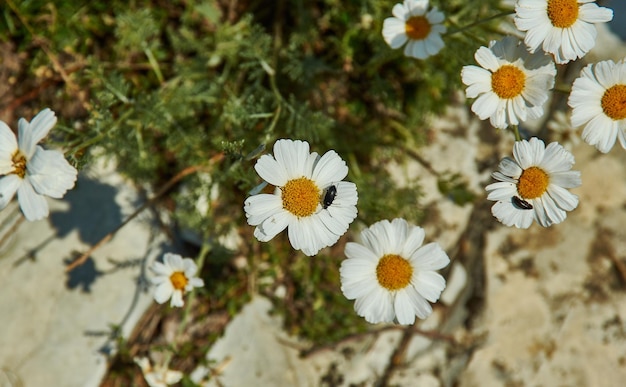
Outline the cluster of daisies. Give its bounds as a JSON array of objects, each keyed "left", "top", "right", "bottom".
[
  {"left": 384, "top": 0, "right": 621, "bottom": 229},
  {"left": 2, "top": 0, "right": 624, "bottom": 352},
  {"left": 244, "top": 139, "right": 450, "bottom": 325}
]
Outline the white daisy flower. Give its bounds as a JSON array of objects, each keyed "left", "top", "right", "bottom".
[
  {"left": 340, "top": 218, "right": 450, "bottom": 325},
  {"left": 568, "top": 59, "right": 626, "bottom": 153},
  {"left": 150, "top": 253, "right": 204, "bottom": 308},
  {"left": 134, "top": 357, "right": 183, "bottom": 387},
  {"left": 485, "top": 137, "right": 581, "bottom": 229},
  {"left": 0, "top": 108, "right": 77, "bottom": 221},
  {"left": 514, "top": 0, "right": 613, "bottom": 64},
  {"left": 461, "top": 36, "right": 556, "bottom": 129},
  {"left": 244, "top": 139, "right": 358, "bottom": 256},
  {"left": 382, "top": 0, "right": 446, "bottom": 59}
]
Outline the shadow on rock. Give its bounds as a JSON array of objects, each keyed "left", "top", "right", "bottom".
[
  {"left": 50, "top": 175, "right": 124, "bottom": 245},
  {"left": 64, "top": 256, "right": 104, "bottom": 293},
  {"left": 51, "top": 175, "right": 123, "bottom": 292}
]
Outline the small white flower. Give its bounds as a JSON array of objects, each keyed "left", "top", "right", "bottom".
[
  {"left": 514, "top": 0, "right": 613, "bottom": 64},
  {"left": 134, "top": 357, "right": 183, "bottom": 387},
  {"left": 244, "top": 139, "right": 358, "bottom": 256},
  {"left": 151, "top": 253, "right": 204, "bottom": 307},
  {"left": 461, "top": 36, "right": 556, "bottom": 129},
  {"left": 568, "top": 59, "right": 626, "bottom": 153},
  {"left": 486, "top": 137, "right": 581, "bottom": 229},
  {"left": 340, "top": 218, "right": 450, "bottom": 325},
  {"left": 0, "top": 108, "right": 77, "bottom": 221},
  {"left": 382, "top": 0, "right": 446, "bottom": 59}
]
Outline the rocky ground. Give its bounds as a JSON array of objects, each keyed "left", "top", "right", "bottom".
[{"left": 1, "top": 4, "right": 626, "bottom": 387}]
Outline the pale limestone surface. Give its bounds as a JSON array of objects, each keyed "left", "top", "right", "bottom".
[{"left": 0, "top": 161, "right": 157, "bottom": 387}]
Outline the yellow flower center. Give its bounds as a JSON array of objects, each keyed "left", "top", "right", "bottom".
[
  {"left": 281, "top": 177, "right": 320, "bottom": 218},
  {"left": 11, "top": 151, "right": 27, "bottom": 179},
  {"left": 517, "top": 166, "right": 550, "bottom": 199},
  {"left": 547, "top": 0, "right": 579, "bottom": 28},
  {"left": 376, "top": 254, "right": 413, "bottom": 291},
  {"left": 491, "top": 65, "right": 526, "bottom": 99},
  {"left": 601, "top": 84, "right": 626, "bottom": 121},
  {"left": 405, "top": 16, "right": 431, "bottom": 40},
  {"left": 170, "top": 271, "right": 189, "bottom": 291}
]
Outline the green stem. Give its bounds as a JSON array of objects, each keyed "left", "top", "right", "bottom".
[
  {"left": 445, "top": 11, "right": 515, "bottom": 36},
  {"left": 512, "top": 125, "right": 522, "bottom": 141}
]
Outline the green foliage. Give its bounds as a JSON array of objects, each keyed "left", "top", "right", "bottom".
[{"left": 437, "top": 172, "right": 477, "bottom": 206}]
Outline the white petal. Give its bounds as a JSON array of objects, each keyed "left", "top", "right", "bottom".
[
  {"left": 254, "top": 209, "right": 291, "bottom": 242},
  {"left": 154, "top": 282, "right": 174, "bottom": 304},
  {"left": 388, "top": 218, "right": 409, "bottom": 255},
  {"left": 289, "top": 215, "right": 337, "bottom": 256},
  {"left": 26, "top": 147, "right": 77, "bottom": 198},
  {"left": 244, "top": 193, "right": 283, "bottom": 226},
  {"left": 317, "top": 210, "right": 349, "bottom": 237},
  {"left": 367, "top": 219, "right": 398, "bottom": 254},
  {"left": 165, "top": 253, "right": 185, "bottom": 270},
  {"left": 311, "top": 150, "right": 348, "bottom": 186},
  {"left": 394, "top": 290, "right": 417, "bottom": 325},
  {"left": 498, "top": 157, "right": 523, "bottom": 177},
  {"left": 582, "top": 115, "right": 617, "bottom": 153},
  {"left": 404, "top": 285, "right": 433, "bottom": 320},
  {"left": 474, "top": 46, "right": 500, "bottom": 72},
  {"left": 547, "top": 184, "right": 579, "bottom": 211},
  {"left": 344, "top": 242, "right": 379, "bottom": 262},
  {"left": 18, "top": 108, "right": 57, "bottom": 159},
  {"left": 382, "top": 18, "right": 408, "bottom": 49},
  {"left": 486, "top": 182, "right": 518, "bottom": 201},
  {"left": 550, "top": 170, "right": 581, "bottom": 189},
  {"left": 183, "top": 258, "right": 199, "bottom": 277},
  {"left": 400, "top": 225, "right": 425, "bottom": 258},
  {"left": 471, "top": 92, "right": 500, "bottom": 120},
  {"left": 538, "top": 194, "right": 566, "bottom": 226},
  {"left": 491, "top": 200, "right": 533, "bottom": 229},
  {"left": 151, "top": 260, "right": 173, "bottom": 277},
  {"left": 274, "top": 139, "right": 310, "bottom": 179},
  {"left": 255, "top": 154, "right": 289, "bottom": 186},
  {"left": 0, "top": 121, "right": 18, "bottom": 174},
  {"left": 17, "top": 180, "right": 49, "bottom": 221},
  {"left": 359, "top": 222, "right": 387, "bottom": 257},
  {"left": 413, "top": 271, "right": 446, "bottom": 302},
  {"left": 188, "top": 277, "right": 205, "bottom": 289},
  {"left": 579, "top": 3, "right": 613, "bottom": 23},
  {"left": 170, "top": 290, "right": 185, "bottom": 307},
  {"left": 392, "top": 3, "right": 407, "bottom": 20},
  {"left": 340, "top": 262, "right": 379, "bottom": 300},
  {"left": 0, "top": 174, "right": 21, "bottom": 210},
  {"left": 354, "top": 286, "right": 395, "bottom": 323},
  {"left": 410, "top": 242, "right": 450, "bottom": 271},
  {"left": 461, "top": 66, "right": 493, "bottom": 97}
]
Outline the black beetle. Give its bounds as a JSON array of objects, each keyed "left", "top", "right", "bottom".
[
  {"left": 323, "top": 185, "right": 337, "bottom": 209},
  {"left": 512, "top": 196, "right": 533, "bottom": 210}
]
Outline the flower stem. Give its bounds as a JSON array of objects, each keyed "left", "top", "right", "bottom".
[
  {"left": 512, "top": 125, "right": 522, "bottom": 141},
  {"left": 445, "top": 11, "right": 515, "bottom": 36}
]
